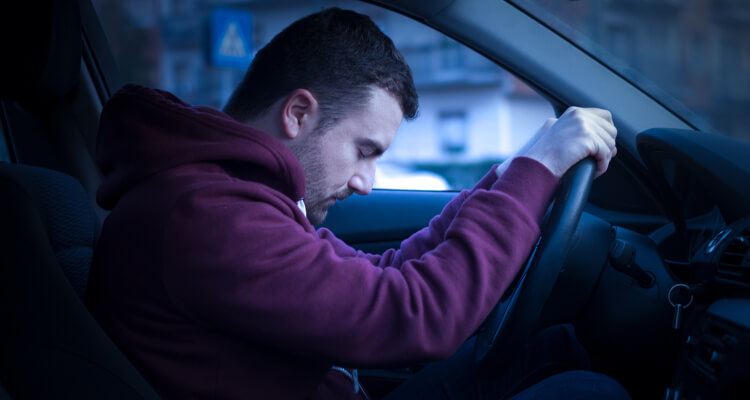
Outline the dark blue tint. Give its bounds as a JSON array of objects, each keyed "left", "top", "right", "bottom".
[{"left": 91, "top": 0, "right": 553, "bottom": 190}]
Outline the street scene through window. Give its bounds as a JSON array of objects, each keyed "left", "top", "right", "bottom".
[{"left": 93, "top": 0, "right": 554, "bottom": 190}]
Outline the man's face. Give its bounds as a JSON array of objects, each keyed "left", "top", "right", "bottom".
[{"left": 289, "top": 87, "right": 403, "bottom": 225}]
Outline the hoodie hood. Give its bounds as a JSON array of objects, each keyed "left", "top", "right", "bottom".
[{"left": 96, "top": 84, "right": 305, "bottom": 210}]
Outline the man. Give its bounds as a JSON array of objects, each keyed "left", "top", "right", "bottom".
[{"left": 87, "top": 7, "right": 624, "bottom": 400}]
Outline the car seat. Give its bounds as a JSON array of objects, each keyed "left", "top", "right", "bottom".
[
  {"left": 0, "top": 0, "right": 159, "bottom": 398},
  {"left": 0, "top": 167, "right": 159, "bottom": 399}
]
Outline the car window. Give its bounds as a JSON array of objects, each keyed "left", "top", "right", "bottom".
[
  {"left": 513, "top": 0, "right": 750, "bottom": 143},
  {"left": 92, "top": 0, "right": 554, "bottom": 190}
]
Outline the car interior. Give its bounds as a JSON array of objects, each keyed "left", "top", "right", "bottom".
[{"left": 1, "top": 0, "right": 749, "bottom": 399}]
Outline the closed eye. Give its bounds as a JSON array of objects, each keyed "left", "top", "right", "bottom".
[
  {"left": 355, "top": 138, "right": 386, "bottom": 159},
  {"left": 359, "top": 149, "right": 382, "bottom": 160}
]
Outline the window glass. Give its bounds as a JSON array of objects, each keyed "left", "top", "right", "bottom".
[
  {"left": 513, "top": 0, "right": 750, "bottom": 143},
  {"left": 93, "top": 0, "right": 554, "bottom": 190}
]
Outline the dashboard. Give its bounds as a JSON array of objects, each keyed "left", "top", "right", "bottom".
[
  {"left": 548, "top": 128, "right": 750, "bottom": 398},
  {"left": 665, "top": 216, "right": 750, "bottom": 399},
  {"left": 326, "top": 127, "right": 750, "bottom": 399},
  {"left": 622, "top": 129, "right": 750, "bottom": 399}
]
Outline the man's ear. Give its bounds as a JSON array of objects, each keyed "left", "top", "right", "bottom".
[{"left": 281, "top": 89, "right": 320, "bottom": 139}]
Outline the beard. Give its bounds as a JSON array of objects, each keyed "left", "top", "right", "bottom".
[{"left": 288, "top": 131, "right": 352, "bottom": 225}]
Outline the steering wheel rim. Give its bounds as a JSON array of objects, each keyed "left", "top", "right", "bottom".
[{"left": 474, "top": 158, "right": 596, "bottom": 373}]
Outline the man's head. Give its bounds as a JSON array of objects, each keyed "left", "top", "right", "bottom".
[{"left": 224, "top": 8, "right": 418, "bottom": 224}]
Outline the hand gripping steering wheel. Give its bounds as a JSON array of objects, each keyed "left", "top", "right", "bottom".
[{"left": 474, "top": 158, "right": 596, "bottom": 374}]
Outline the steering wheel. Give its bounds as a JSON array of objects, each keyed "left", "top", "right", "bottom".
[{"left": 474, "top": 158, "right": 596, "bottom": 374}]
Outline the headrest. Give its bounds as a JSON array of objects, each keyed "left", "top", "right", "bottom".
[{"left": 0, "top": 0, "right": 82, "bottom": 108}]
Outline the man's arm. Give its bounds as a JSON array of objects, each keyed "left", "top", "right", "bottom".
[
  {"left": 159, "top": 157, "right": 556, "bottom": 367},
  {"left": 315, "top": 162, "right": 500, "bottom": 266},
  {"left": 323, "top": 106, "right": 617, "bottom": 267},
  {"left": 159, "top": 106, "right": 616, "bottom": 366}
]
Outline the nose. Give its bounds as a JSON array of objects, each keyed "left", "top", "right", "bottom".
[{"left": 348, "top": 161, "right": 375, "bottom": 196}]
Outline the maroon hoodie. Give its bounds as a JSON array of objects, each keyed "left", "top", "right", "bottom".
[{"left": 86, "top": 84, "right": 559, "bottom": 399}]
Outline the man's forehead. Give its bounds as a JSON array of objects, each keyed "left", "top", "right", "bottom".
[{"left": 327, "top": 86, "right": 402, "bottom": 151}]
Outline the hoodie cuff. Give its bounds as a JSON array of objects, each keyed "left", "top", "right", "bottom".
[
  {"left": 491, "top": 157, "right": 559, "bottom": 223},
  {"left": 473, "top": 164, "right": 501, "bottom": 191}
]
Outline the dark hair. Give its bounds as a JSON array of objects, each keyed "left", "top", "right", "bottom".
[{"left": 223, "top": 8, "right": 418, "bottom": 129}]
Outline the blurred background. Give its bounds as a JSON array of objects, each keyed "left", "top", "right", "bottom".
[{"left": 92, "top": 0, "right": 750, "bottom": 190}]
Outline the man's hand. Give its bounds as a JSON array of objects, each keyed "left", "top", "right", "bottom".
[
  {"left": 523, "top": 107, "right": 617, "bottom": 178},
  {"left": 497, "top": 107, "right": 617, "bottom": 179}
]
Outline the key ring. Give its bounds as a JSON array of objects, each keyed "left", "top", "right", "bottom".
[{"left": 668, "top": 283, "right": 693, "bottom": 308}]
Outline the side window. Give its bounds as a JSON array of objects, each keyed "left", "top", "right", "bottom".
[
  {"left": 93, "top": 0, "right": 554, "bottom": 190},
  {"left": 381, "top": 21, "right": 554, "bottom": 190}
]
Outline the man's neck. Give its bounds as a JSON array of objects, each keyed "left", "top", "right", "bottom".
[{"left": 241, "top": 100, "right": 287, "bottom": 143}]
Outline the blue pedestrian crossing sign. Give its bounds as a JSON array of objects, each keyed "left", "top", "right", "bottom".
[{"left": 210, "top": 8, "right": 253, "bottom": 69}]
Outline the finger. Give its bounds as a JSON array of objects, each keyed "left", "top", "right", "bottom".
[
  {"left": 587, "top": 120, "right": 616, "bottom": 151},
  {"left": 560, "top": 106, "right": 611, "bottom": 122},
  {"left": 541, "top": 117, "right": 556, "bottom": 130},
  {"left": 565, "top": 114, "right": 615, "bottom": 155},
  {"left": 520, "top": 118, "right": 559, "bottom": 157},
  {"left": 590, "top": 135, "right": 614, "bottom": 177},
  {"left": 594, "top": 160, "right": 611, "bottom": 178},
  {"left": 594, "top": 154, "right": 610, "bottom": 178},
  {"left": 561, "top": 107, "right": 617, "bottom": 141},
  {"left": 533, "top": 118, "right": 557, "bottom": 140},
  {"left": 582, "top": 107, "right": 614, "bottom": 124},
  {"left": 560, "top": 107, "right": 616, "bottom": 141},
  {"left": 560, "top": 106, "right": 582, "bottom": 119},
  {"left": 580, "top": 108, "right": 617, "bottom": 139}
]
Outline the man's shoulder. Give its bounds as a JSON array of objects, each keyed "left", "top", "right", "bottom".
[{"left": 163, "top": 167, "right": 311, "bottom": 230}]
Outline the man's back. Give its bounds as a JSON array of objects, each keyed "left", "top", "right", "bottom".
[{"left": 87, "top": 85, "right": 336, "bottom": 398}]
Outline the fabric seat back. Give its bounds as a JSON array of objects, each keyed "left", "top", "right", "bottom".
[
  {"left": 0, "top": 164, "right": 98, "bottom": 296},
  {"left": 0, "top": 165, "right": 160, "bottom": 399},
  {"left": 0, "top": 0, "right": 160, "bottom": 398}
]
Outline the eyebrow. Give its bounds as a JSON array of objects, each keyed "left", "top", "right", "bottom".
[{"left": 356, "top": 138, "right": 386, "bottom": 157}]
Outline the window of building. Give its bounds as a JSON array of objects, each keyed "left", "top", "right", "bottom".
[{"left": 439, "top": 111, "right": 467, "bottom": 154}]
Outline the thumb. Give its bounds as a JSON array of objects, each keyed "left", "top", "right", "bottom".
[
  {"left": 528, "top": 117, "right": 557, "bottom": 145},
  {"left": 541, "top": 118, "right": 557, "bottom": 130}
]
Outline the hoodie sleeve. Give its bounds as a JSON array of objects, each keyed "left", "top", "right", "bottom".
[
  {"left": 161, "top": 157, "right": 557, "bottom": 367},
  {"left": 315, "top": 162, "right": 502, "bottom": 266}
]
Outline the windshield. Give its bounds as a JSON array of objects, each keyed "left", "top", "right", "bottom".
[{"left": 512, "top": 0, "right": 750, "bottom": 143}]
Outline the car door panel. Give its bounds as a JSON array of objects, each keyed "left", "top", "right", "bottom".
[{"left": 320, "top": 190, "right": 456, "bottom": 253}]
